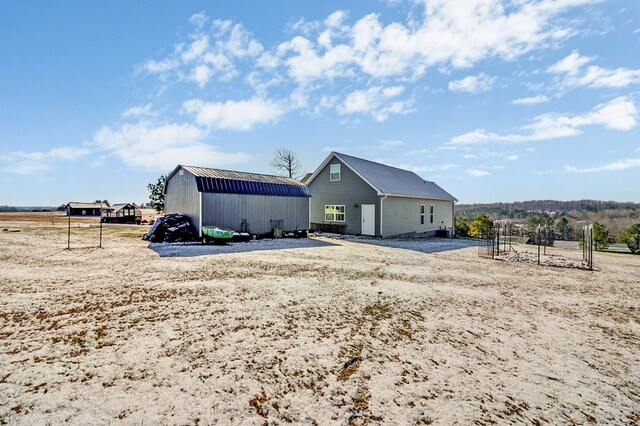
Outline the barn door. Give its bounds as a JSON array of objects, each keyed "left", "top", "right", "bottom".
[{"left": 361, "top": 204, "right": 375, "bottom": 236}]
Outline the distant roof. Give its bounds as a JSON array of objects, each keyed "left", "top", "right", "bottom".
[
  {"left": 308, "top": 152, "right": 457, "bottom": 201},
  {"left": 299, "top": 172, "right": 313, "bottom": 184},
  {"left": 166, "top": 165, "right": 311, "bottom": 198},
  {"left": 66, "top": 202, "right": 103, "bottom": 209},
  {"left": 107, "top": 203, "right": 140, "bottom": 212}
]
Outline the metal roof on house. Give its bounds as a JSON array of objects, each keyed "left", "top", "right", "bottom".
[
  {"left": 311, "top": 152, "right": 457, "bottom": 201},
  {"left": 168, "top": 165, "right": 311, "bottom": 198}
]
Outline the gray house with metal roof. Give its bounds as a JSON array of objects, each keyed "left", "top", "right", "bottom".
[
  {"left": 306, "top": 152, "right": 457, "bottom": 238},
  {"left": 164, "top": 165, "right": 311, "bottom": 237}
]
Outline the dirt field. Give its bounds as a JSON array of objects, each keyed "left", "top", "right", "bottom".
[{"left": 1, "top": 215, "right": 639, "bottom": 425}]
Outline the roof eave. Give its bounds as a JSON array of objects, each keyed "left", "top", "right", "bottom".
[{"left": 379, "top": 192, "right": 457, "bottom": 202}]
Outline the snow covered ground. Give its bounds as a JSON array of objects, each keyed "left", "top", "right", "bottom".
[{"left": 1, "top": 219, "right": 639, "bottom": 424}]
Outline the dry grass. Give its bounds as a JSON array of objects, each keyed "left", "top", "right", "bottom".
[{"left": 0, "top": 217, "right": 638, "bottom": 425}]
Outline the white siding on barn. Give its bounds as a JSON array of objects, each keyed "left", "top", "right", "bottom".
[
  {"left": 202, "top": 193, "right": 309, "bottom": 235},
  {"left": 164, "top": 169, "right": 200, "bottom": 233}
]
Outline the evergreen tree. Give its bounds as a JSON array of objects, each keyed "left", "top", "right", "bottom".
[
  {"left": 617, "top": 223, "right": 640, "bottom": 254},
  {"left": 147, "top": 174, "right": 167, "bottom": 212},
  {"left": 555, "top": 217, "right": 572, "bottom": 240},
  {"left": 592, "top": 222, "right": 610, "bottom": 250},
  {"left": 455, "top": 216, "right": 470, "bottom": 237}
]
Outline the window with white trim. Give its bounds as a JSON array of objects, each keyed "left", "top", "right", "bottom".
[
  {"left": 329, "top": 163, "right": 341, "bottom": 181},
  {"left": 325, "top": 205, "right": 345, "bottom": 222},
  {"left": 430, "top": 205, "right": 434, "bottom": 223},
  {"left": 420, "top": 205, "right": 425, "bottom": 225}
]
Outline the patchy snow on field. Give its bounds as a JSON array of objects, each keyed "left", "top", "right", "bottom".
[{"left": 1, "top": 219, "right": 639, "bottom": 425}]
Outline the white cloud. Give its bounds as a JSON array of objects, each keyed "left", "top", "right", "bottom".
[
  {"left": 512, "top": 95, "right": 549, "bottom": 105},
  {"left": 385, "top": 162, "right": 458, "bottom": 174},
  {"left": 564, "top": 158, "right": 640, "bottom": 173},
  {"left": 183, "top": 97, "right": 285, "bottom": 131},
  {"left": 140, "top": 3, "right": 606, "bottom": 126},
  {"left": 269, "top": 0, "right": 600, "bottom": 85},
  {"left": 142, "top": 14, "right": 263, "bottom": 87},
  {"left": 404, "top": 148, "right": 432, "bottom": 156},
  {"left": 379, "top": 140, "right": 404, "bottom": 150},
  {"left": 189, "top": 64, "right": 213, "bottom": 87},
  {"left": 90, "top": 121, "right": 250, "bottom": 171},
  {"left": 547, "top": 50, "right": 591, "bottom": 75},
  {"left": 506, "top": 154, "right": 519, "bottom": 161},
  {"left": 450, "top": 96, "right": 638, "bottom": 145},
  {"left": 339, "top": 86, "right": 413, "bottom": 121},
  {"left": 548, "top": 50, "right": 640, "bottom": 89},
  {"left": 1, "top": 147, "right": 90, "bottom": 174},
  {"left": 448, "top": 73, "right": 495, "bottom": 93},
  {"left": 467, "top": 169, "right": 490, "bottom": 177},
  {"left": 122, "top": 103, "right": 157, "bottom": 118}
]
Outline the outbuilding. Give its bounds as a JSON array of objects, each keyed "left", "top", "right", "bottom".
[
  {"left": 101, "top": 203, "right": 142, "bottom": 224},
  {"left": 306, "top": 152, "right": 457, "bottom": 238},
  {"left": 65, "top": 202, "right": 103, "bottom": 217},
  {"left": 164, "top": 165, "right": 311, "bottom": 237}
]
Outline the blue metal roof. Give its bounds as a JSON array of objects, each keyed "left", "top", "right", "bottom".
[{"left": 195, "top": 176, "right": 311, "bottom": 197}]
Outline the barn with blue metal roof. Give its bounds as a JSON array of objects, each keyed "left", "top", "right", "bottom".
[{"left": 164, "top": 165, "right": 311, "bottom": 236}]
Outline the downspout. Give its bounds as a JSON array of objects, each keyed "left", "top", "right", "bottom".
[
  {"left": 451, "top": 202, "right": 455, "bottom": 238},
  {"left": 198, "top": 192, "right": 203, "bottom": 237},
  {"left": 380, "top": 195, "right": 387, "bottom": 238}
]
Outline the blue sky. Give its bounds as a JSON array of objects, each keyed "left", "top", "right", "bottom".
[{"left": 1, "top": 0, "right": 639, "bottom": 206}]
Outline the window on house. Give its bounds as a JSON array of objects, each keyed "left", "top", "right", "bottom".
[
  {"left": 430, "top": 205, "right": 434, "bottom": 223},
  {"left": 82, "top": 210, "right": 86, "bottom": 215},
  {"left": 420, "top": 205, "right": 425, "bottom": 225},
  {"left": 330, "top": 163, "right": 341, "bottom": 181},
  {"left": 325, "top": 205, "right": 345, "bottom": 222}
]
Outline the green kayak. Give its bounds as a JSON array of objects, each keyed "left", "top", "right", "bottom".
[{"left": 201, "top": 226, "right": 234, "bottom": 244}]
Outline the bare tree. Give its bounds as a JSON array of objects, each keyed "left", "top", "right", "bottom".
[{"left": 272, "top": 149, "right": 302, "bottom": 178}]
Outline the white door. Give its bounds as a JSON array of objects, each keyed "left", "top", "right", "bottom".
[{"left": 361, "top": 204, "right": 375, "bottom": 236}]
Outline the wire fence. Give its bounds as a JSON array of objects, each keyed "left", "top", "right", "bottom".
[{"left": 478, "top": 221, "right": 594, "bottom": 270}]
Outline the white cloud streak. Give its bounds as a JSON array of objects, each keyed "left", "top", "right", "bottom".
[
  {"left": 564, "top": 158, "right": 640, "bottom": 173},
  {"left": 548, "top": 50, "right": 640, "bottom": 89},
  {"left": 450, "top": 96, "right": 638, "bottom": 145},
  {"left": 1, "top": 147, "right": 90, "bottom": 174},
  {"left": 512, "top": 95, "right": 549, "bottom": 105},
  {"left": 448, "top": 73, "right": 495, "bottom": 93},
  {"left": 90, "top": 121, "right": 250, "bottom": 172},
  {"left": 467, "top": 169, "right": 490, "bottom": 177},
  {"left": 122, "top": 103, "right": 157, "bottom": 118},
  {"left": 183, "top": 97, "right": 285, "bottom": 131},
  {"left": 339, "top": 86, "right": 413, "bottom": 121}
]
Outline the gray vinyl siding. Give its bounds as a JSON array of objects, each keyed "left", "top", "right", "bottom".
[
  {"left": 202, "top": 193, "right": 309, "bottom": 234},
  {"left": 381, "top": 196, "right": 454, "bottom": 237},
  {"left": 308, "top": 158, "right": 381, "bottom": 235},
  {"left": 164, "top": 169, "right": 200, "bottom": 233}
]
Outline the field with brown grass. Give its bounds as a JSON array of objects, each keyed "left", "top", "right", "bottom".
[{"left": 0, "top": 213, "right": 638, "bottom": 424}]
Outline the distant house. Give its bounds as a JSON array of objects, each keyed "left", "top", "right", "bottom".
[
  {"left": 101, "top": 203, "right": 142, "bottom": 224},
  {"left": 306, "top": 152, "right": 457, "bottom": 238},
  {"left": 164, "top": 165, "right": 311, "bottom": 236},
  {"left": 65, "top": 202, "right": 103, "bottom": 216}
]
